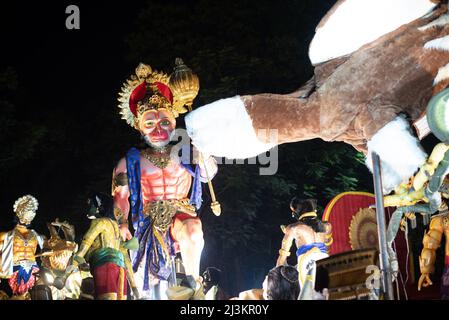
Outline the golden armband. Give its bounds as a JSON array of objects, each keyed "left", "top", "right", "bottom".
[
  {"left": 112, "top": 172, "right": 128, "bottom": 195},
  {"left": 279, "top": 249, "right": 291, "bottom": 257}
]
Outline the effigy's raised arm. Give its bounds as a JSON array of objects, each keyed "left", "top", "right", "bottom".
[{"left": 185, "top": 93, "right": 321, "bottom": 160}]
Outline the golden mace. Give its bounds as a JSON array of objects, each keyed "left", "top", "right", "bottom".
[
  {"left": 169, "top": 58, "right": 221, "bottom": 216},
  {"left": 199, "top": 152, "right": 221, "bottom": 216}
]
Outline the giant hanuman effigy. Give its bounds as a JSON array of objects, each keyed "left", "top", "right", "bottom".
[{"left": 113, "top": 60, "right": 218, "bottom": 299}]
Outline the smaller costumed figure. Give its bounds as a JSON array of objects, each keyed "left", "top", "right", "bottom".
[
  {"left": 202, "top": 267, "right": 229, "bottom": 300},
  {"left": 37, "top": 219, "right": 88, "bottom": 300},
  {"left": 166, "top": 266, "right": 228, "bottom": 300},
  {"left": 72, "top": 193, "right": 139, "bottom": 300},
  {"left": 262, "top": 265, "right": 300, "bottom": 300},
  {"left": 276, "top": 198, "right": 332, "bottom": 295},
  {"left": 417, "top": 210, "right": 449, "bottom": 299},
  {"left": 0, "top": 195, "right": 44, "bottom": 299}
]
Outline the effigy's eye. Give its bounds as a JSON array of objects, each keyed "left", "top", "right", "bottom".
[
  {"left": 144, "top": 120, "right": 155, "bottom": 128},
  {"left": 160, "top": 119, "right": 171, "bottom": 127}
]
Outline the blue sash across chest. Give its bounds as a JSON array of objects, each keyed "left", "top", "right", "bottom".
[{"left": 125, "top": 147, "right": 204, "bottom": 290}]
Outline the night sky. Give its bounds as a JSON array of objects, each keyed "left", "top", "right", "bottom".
[
  {"left": 0, "top": 0, "right": 149, "bottom": 229},
  {"left": 2, "top": 0, "right": 413, "bottom": 296}
]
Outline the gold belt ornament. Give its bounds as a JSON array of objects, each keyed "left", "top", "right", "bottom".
[{"left": 143, "top": 199, "right": 196, "bottom": 232}]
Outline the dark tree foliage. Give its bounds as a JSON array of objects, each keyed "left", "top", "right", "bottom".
[
  {"left": 0, "top": 1, "right": 143, "bottom": 236},
  {"left": 0, "top": 67, "right": 47, "bottom": 231},
  {"left": 0, "top": 68, "right": 46, "bottom": 172}
]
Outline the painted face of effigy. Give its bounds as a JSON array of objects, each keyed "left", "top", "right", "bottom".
[
  {"left": 18, "top": 210, "right": 36, "bottom": 225},
  {"left": 139, "top": 109, "right": 176, "bottom": 148}
]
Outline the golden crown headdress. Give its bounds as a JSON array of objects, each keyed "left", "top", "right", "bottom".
[{"left": 118, "top": 58, "right": 199, "bottom": 129}]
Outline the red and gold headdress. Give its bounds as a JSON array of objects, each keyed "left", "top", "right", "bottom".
[{"left": 118, "top": 58, "right": 199, "bottom": 129}]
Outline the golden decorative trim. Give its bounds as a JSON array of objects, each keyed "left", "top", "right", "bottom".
[
  {"left": 98, "top": 292, "right": 117, "bottom": 300},
  {"left": 348, "top": 208, "right": 378, "bottom": 250},
  {"left": 143, "top": 199, "right": 196, "bottom": 232},
  {"left": 323, "top": 191, "right": 374, "bottom": 222},
  {"left": 298, "top": 211, "right": 318, "bottom": 220},
  {"left": 141, "top": 148, "right": 172, "bottom": 169},
  {"left": 117, "top": 267, "right": 125, "bottom": 300}
]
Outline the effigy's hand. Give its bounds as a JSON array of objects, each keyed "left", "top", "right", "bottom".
[
  {"left": 192, "top": 147, "right": 218, "bottom": 179},
  {"left": 119, "top": 224, "right": 132, "bottom": 241},
  {"left": 191, "top": 145, "right": 210, "bottom": 164},
  {"left": 418, "top": 273, "right": 433, "bottom": 291},
  {"left": 199, "top": 156, "right": 218, "bottom": 177}
]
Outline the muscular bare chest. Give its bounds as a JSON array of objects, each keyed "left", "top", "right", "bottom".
[
  {"left": 13, "top": 231, "right": 38, "bottom": 263},
  {"left": 140, "top": 156, "right": 192, "bottom": 201}
]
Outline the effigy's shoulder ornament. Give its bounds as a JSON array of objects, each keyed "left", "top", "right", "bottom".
[
  {"left": 118, "top": 59, "right": 199, "bottom": 129},
  {"left": 427, "top": 87, "right": 449, "bottom": 142}
]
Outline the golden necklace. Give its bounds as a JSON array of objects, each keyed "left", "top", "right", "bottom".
[
  {"left": 298, "top": 211, "right": 318, "bottom": 220},
  {"left": 141, "top": 147, "right": 171, "bottom": 169}
]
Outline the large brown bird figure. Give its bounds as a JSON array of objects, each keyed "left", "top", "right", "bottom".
[{"left": 186, "top": 0, "right": 449, "bottom": 194}]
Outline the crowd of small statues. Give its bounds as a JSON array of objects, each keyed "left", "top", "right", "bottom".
[{"left": 0, "top": 193, "right": 327, "bottom": 300}]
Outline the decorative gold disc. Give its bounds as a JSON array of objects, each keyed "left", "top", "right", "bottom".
[{"left": 349, "top": 208, "right": 379, "bottom": 250}]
